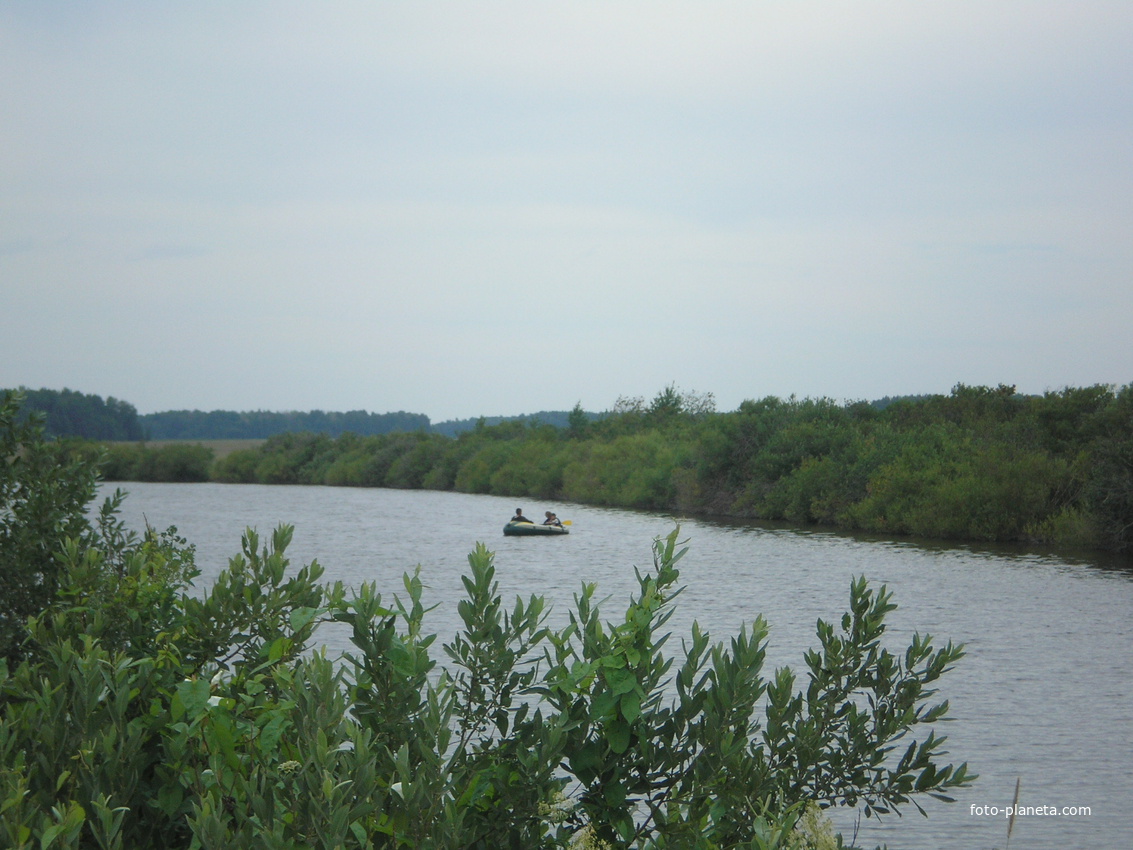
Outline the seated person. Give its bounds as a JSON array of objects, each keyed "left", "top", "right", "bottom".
[
  {"left": 543, "top": 511, "right": 563, "bottom": 527},
  {"left": 511, "top": 508, "right": 532, "bottom": 524}
]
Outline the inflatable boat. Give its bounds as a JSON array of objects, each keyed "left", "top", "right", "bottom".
[{"left": 503, "top": 521, "right": 569, "bottom": 537}]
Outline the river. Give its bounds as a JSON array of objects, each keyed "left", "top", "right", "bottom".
[{"left": 103, "top": 481, "right": 1133, "bottom": 849}]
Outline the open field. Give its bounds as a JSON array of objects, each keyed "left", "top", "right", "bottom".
[{"left": 121, "top": 439, "right": 265, "bottom": 460}]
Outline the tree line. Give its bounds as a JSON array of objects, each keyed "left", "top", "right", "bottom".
[
  {"left": 8, "top": 386, "right": 592, "bottom": 439},
  {"left": 1, "top": 388, "right": 973, "bottom": 847},
  {"left": 139, "top": 407, "right": 432, "bottom": 439},
  {"left": 9, "top": 387, "right": 145, "bottom": 441},
  {"left": 431, "top": 409, "right": 603, "bottom": 437}
]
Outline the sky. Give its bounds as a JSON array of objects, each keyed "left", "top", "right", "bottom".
[{"left": 2, "top": 2, "right": 1131, "bottom": 422}]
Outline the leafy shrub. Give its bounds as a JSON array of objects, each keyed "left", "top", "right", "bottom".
[
  {"left": 486, "top": 439, "right": 569, "bottom": 499},
  {"left": 562, "top": 433, "right": 678, "bottom": 509},
  {"left": 1083, "top": 385, "right": 1133, "bottom": 552},
  {"left": 454, "top": 440, "right": 518, "bottom": 493},
  {"left": 844, "top": 425, "right": 1070, "bottom": 542},
  {"left": 100, "top": 442, "right": 144, "bottom": 480},
  {"left": 0, "top": 392, "right": 100, "bottom": 665},
  {"left": 385, "top": 434, "right": 449, "bottom": 489},
  {"left": 136, "top": 444, "right": 214, "bottom": 482},
  {"left": 211, "top": 446, "right": 261, "bottom": 483}
]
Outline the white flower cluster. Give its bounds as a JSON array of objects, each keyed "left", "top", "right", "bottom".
[{"left": 787, "top": 802, "right": 838, "bottom": 850}]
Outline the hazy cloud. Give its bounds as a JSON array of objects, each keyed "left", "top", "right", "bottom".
[{"left": 2, "top": 1, "right": 1130, "bottom": 419}]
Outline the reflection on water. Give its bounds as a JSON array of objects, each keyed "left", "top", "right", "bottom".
[{"left": 103, "top": 482, "right": 1133, "bottom": 850}]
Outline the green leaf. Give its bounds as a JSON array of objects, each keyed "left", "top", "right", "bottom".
[
  {"left": 569, "top": 741, "right": 603, "bottom": 776},
  {"left": 267, "top": 637, "right": 287, "bottom": 662},
  {"left": 591, "top": 690, "right": 618, "bottom": 720},
  {"left": 156, "top": 783, "right": 184, "bottom": 817},
  {"left": 258, "top": 713, "right": 289, "bottom": 753},
  {"left": 619, "top": 690, "right": 642, "bottom": 723},
  {"left": 211, "top": 716, "right": 241, "bottom": 771},
  {"left": 606, "top": 668, "right": 637, "bottom": 696},
  {"left": 175, "top": 679, "right": 212, "bottom": 720},
  {"left": 606, "top": 718, "right": 631, "bottom": 753},
  {"left": 289, "top": 605, "right": 319, "bottom": 632},
  {"left": 604, "top": 782, "right": 628, "bottom": 807}
]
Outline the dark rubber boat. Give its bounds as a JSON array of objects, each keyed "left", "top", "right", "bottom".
[{"left": 503, "top": 521, "right": 569, "bottom": 537}]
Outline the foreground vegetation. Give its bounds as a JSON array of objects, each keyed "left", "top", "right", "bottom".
[
  {"left": 102, "top": 383, "right": 1133, "bottom": 553},
  {"left": 2, "top": 391, "right": 973, "bottom": 848}
]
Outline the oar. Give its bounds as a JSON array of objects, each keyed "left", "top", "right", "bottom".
[{"left": 562, "top": 520, "right": 572, "bottom": 526}]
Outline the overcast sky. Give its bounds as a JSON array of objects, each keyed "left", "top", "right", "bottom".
[{"left": 3, "top": 2, "right": 1130, "bottom": 421}]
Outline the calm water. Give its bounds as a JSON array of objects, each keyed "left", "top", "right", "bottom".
[{"left": 104, "top": 482, "right": 1133, "bottom": 849}]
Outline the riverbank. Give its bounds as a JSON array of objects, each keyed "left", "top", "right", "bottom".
[{"left": 94, "top": 384, "right": 1133, "bottom": 555}]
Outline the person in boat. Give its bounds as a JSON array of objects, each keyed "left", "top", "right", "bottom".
[
  {"left": 543, "top": 511, "right": 563, "bottom": 528},
  {"left": 511, "top": 508, "right": 532, "bottom": 524}
]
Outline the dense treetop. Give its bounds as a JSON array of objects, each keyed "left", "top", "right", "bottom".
[{"left": 9, "top": 387, "right": 145, "bottom": 441}]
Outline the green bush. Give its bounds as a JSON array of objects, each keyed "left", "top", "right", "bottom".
[
  {"left": 385, "top": 434, "right": 448, "bottom": 489},
  {"left": 0, "top": 392, "right": 100, "bottom": 665},
  {"left": 136, "top": 444, "right": 214, "bottom": 483},
  {"left": 100, "top": 443, "right": 144, "bottom": 480},
  {"left": 245, "top": 432, "right": 338, "bottom": 485},
  {"left": 843, "top": 425, "right": 1071, "bottom": 542},
  {"left": 1084, "top": 385, "right": 1133, "bottom": 552},
  {"left": 454, "top": 440, "right": 518, "bottom": 494},
  {"left": 211, "top": 446, "right": 261, "bottom": 483},
  {"left": 486, "top": 439, "right": 569, "bottom": 499},
  {"left": 562, "top": 433, "right": 678, "bottom": 509}
]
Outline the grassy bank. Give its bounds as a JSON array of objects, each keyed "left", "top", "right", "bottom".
[{"left": 131, "top": 438, "right": 265, "bottom": 460}]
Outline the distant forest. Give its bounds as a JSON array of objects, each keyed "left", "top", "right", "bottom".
[
  {"left": 431, "top": 410, "right": 603, "bottom": 437},
  {"left": 5, "top": 387, "right": 596, "bottom": 440},
  {"left": 140, "top": 408, "right": 431, "bottom": 439},
  {"left": 9, "top": 388, "right": 145, "bottom": 441}
]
